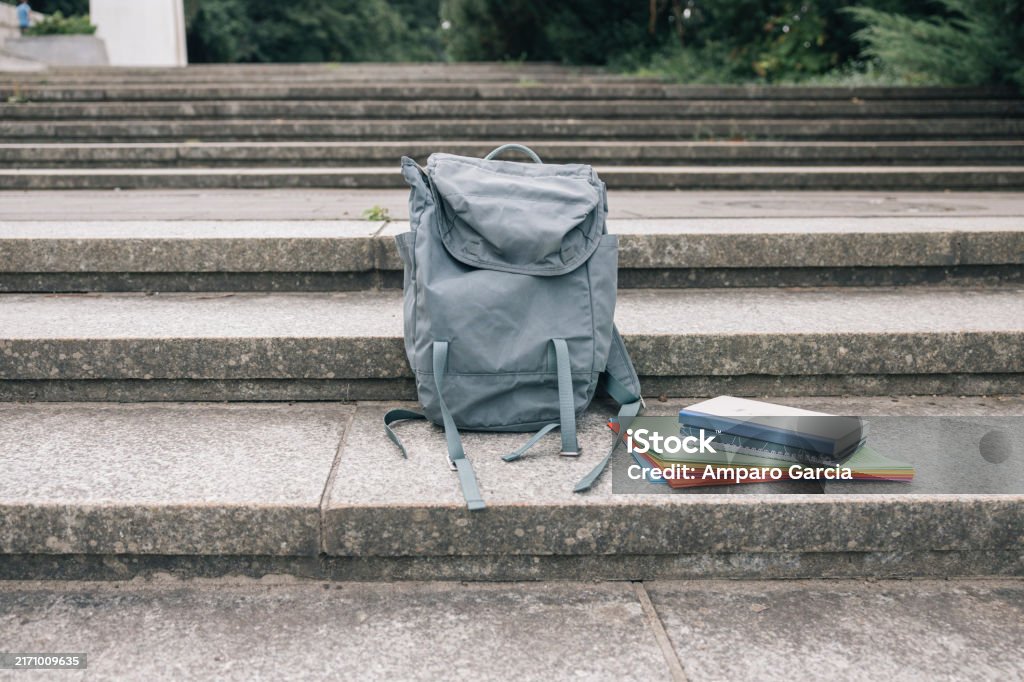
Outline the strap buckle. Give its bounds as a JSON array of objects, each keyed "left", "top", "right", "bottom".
[
  {"left": 559, "top": 445, "right": 583, "bottom": 457},
  {"left": 447, "top": 452, "right": 458, "bottom": 471}
]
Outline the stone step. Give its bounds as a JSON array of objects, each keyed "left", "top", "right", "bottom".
[
  {"left": 0, "top": 287, "right": 1021, "bottom": 401},
  {"left": 3, "top": 118, "right": 1020, "bottom": 141},
  {"left": 5, "top": 99, "right": 1022, "bottom": 120},
  {"left": 4, "top": 188, "right": 1021, "bottom": 221},
  {"left": 5, "top": 141, "right": 1023, "bottom": 168},
  {"left": 4, "top": 165, "right": 1023, "bottom": 191},
  {"left": 0, "top": 580, "right": 1019, "bottom": 680},
  {"left": 0, "top": 63, "right": 635, "bottom": 85},
  {"left": 1, "top": 216, "right": 1021, "bottom": 292},
  {"left": 0, "top": 397, "right": 1021, "bottom": 580},
  {"left": 3, "top": 82, "right": 1017, "bottom": 102}
]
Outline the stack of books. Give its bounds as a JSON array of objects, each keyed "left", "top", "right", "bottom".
[{"left": 626, "top": 396, "right": 914, "bottom": 489}]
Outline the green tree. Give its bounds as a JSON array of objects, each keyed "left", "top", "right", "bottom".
[
  {"left": 846, "top": 0, "right": 1024, "bottom": 87},
  {"left": 184, "top": 0, "right": 441, "bottom": 63}
]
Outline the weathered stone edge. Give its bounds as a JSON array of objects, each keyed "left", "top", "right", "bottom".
[
  {"left": 1, "top": 496, "right": 1019, "bottom": 559},
  {"left": 2, "top": 333, "right": 1020, "bottom": 381},
  {"left": 2, "top": 227, "right": 1021, "bottom": 274},
  {"left": 2, "top": 169, "right": 1023, "bottom": 192},
  {"left": 1, "top": 549, "right": 1020, "bottom": 581},
  {"left": 1, "top": 84, "right": 1018, "bottom": 102},
  {"left": 322, "top": 496, "right": 1024, "bottom": 557},
  {"left": 0, "top": 503, "right": 320, "bottom": 556},
  {"left": 2, "top": 228, "right": 1022, "bottom": 275},
  {"left": 1, "top": 373, "right": 1022, "bottom": 402}
]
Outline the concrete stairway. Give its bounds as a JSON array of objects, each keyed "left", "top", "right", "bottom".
[
  {"left": 0, "top": 64, "right": 1021, "bottom": 581},
  {"left": 1, "top": 396, "right": 1022, "bottom": 581},
  {"left": 1, "top": 63, "right": 1023, "bottom": 189},
  {"left": 1, "top": 189, "right": 1021, "bottom": 402}
]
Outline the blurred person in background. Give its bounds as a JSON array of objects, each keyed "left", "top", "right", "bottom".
[{"left": 17, "top": 0, "right": 31, "bottom": 34}]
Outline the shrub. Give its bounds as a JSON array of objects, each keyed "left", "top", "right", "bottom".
[
  {"left": 440, "top": 0, "right": 661, "bottom": 63},
  {"left": 439, "top": 0, "right": 925, "bottom": 82},
  {"left": 24, "top": 10, "right": 96, "bottom": 35},
  {"left": 612, "top": 41, "right": 748, "bottom": 84},
  {"left": 845, "top": 0, "right": 1024, "bottom": 88},
  {"left": 184, "top": 0, "right": 442, "bottom": 63}
]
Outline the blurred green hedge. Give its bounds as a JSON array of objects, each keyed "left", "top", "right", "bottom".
[
  {"left": 13, "top": 0, "right": 1019, "bottom": 87},
  {"left": 23, "top": 10, "right": 95, "bottom": 35},
  {"left": 440, "top": 0, "right": 1023, "bottom": 85},
  {"left": 184, "top": 0, "right": 442, "bottom": 63}
]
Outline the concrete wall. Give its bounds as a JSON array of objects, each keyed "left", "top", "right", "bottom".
[
  {"left": 89, "top": 0, "right": 186, "bottom": 66},
  {"left": 4, "top": 34, "right": 108, "bottom": 65}
]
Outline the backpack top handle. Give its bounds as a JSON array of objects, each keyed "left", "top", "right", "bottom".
[{"left": 484, "top": 143, "right": 543, "bottom": 164}]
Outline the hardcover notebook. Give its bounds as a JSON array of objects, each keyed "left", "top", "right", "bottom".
[
  {"left": 678, "top": 396, "right": 868, "bottom": 463},
  {"left": 616, "top": 396, "right": 915, "bottom": 488}
]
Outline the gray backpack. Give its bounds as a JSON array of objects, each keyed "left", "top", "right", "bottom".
[{"left": 385, "top": 144, "right": 644, "bottom": 510}]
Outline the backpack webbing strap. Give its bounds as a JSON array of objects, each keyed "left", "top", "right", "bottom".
[
  {"left": 501, "top": 423, "right": 559, "bottom": 462},
  {"left": 501, "top": 338, "right": 578, "bottom": 462},
  {"left": 572, "top": 324, "right": 645, "bottom": 491},
  {"left": 432, "top": 341, "right": 486, "bottom": 511},
  {"left": 552, "top": 338, "right": 580, "bottom": 455},
  {"left": 384, "top": 408, "right": 426, "bottom": 458},
  {"left": 574, "top": 394, "right": 643, "bottom": 493},
  {"left": 572, "top": 366, "right": 644, "bottom": 493}
]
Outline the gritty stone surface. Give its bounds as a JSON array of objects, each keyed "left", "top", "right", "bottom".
[
  {"left": 1, "top": 215, "right": 1021, "bottom": 293},
  {"left": 0, "top": 402, "right": 350, "bottom": 555},
  {"left": 824, "top": 415, "right": 1024, "bottom": 494},
  {"left": 0, "top": 378, "right": 415, "bottom": 402},
  {"left": 0, "top": 580, "right": 670, "bottom": 682},
  {"left": 3, "top": 141, "right": 1022, "bottom": 170},
  {"left": 648, "top": 579, "right": 1024, "bottom": 682},
  {"left": 3, "top": 215, "right": 1020, "bottom": 278},
  {"left": 615, "top": 265, "right": 1024, "bottom": 290},
  {"left": 0, "top": 288, "right": 1020, "bottom": 383},
  {"left": 609, "top": 217, "right": 1024, "bottom": 267},
  {"left": 323, "top": 401, "right": 1024, "bottom": 558},
  {"left": 3, "top": 166, "right": 1024, "bottom": 192},
  {"left": 0, "top": 577, "right": 1019, "bottom": 680},
  {"left": 0, "top": 398, "right": 1020, "bottom": 573},
  {"left": 0, "top": 271, "right": 387, "bottom": 294},
  {"left": 3, "top": 375, "right": 1024, "bottom": 403},
  {"left": 638, "top": 374, "right": 1024, "bottom": 400},
  {"left": 0, "top": 220, "right": 385, "bottom": 273},
  {"left": 2, "top": 119, "right": 1022, "bottom": 144},
  {"left": 1, "top": 189, "right": 1022, "bottom": 221},
  {"left": 1, "top": 73, "right": 1013, "bottom": 95},
  {"left": 2, "top": 549, "right": 1022, "bottom": 582},
  {"left": 5, "top": 99, "right": 1023, "bottom": 121}
]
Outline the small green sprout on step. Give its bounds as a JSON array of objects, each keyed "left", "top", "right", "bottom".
[
  {"left": 362, "top": 206, "right": 391, "bottom": 222},
  {"left": 6, "top": 84, "right": 27, "bottom": 104}
]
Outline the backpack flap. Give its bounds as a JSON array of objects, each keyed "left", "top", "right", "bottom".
[{"left": 428, "top": 153, "right": 604, "bottom": 276}]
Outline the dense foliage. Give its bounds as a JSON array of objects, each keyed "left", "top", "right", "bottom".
[
  {"left": 438, "top": 0, "right": 1023, "bottom": 86},
  {"left": 184, "top": 0, "right": 442, "bottom": 63},
  {"left": 24, "top": 9, "right": 94, "bottom": 35},
  {"left": 440, "top": 0, "right": 943, "bottom": 81},
  {"left": 846, "top": 0, "right": 1024, "bottom": 87},
  {"left": 6, "top": 0, "right": 1020, "bottom": 87}
]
